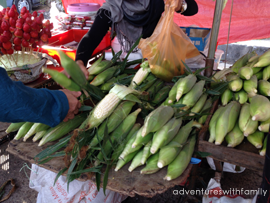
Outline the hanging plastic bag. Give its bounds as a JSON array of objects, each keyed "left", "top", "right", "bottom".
[{"left": 138, "top": 0, "right": 200, "bottom": 82}]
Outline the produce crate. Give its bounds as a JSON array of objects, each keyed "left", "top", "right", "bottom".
[
  {"left": 180, "top": 27, "right": 211, "bottom": 51},
  {"left": 42, "top": 30, "right": 111, "bottom": 63},
  {"left": 197, "top": 100, "right": 265, "bottom": 172}
]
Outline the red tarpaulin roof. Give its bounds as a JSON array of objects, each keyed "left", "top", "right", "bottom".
[{"left": 62, "top": 0, "right": 270, "bottom": 45}]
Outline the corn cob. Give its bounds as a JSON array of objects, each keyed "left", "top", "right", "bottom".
[
  {"left": 140, "top": 153, "right": 160, "bottom": 174},
  {"left": 132, "top": 128, "right": 154, "bottom": 149},
  {"left": 141, "top": 140, "right": 152, "bottom": 165},
  {"left": 167, "top": 78, "right": 182, "bottom": 104},
  {"left": 247, "top": 130, "right": 264, "bottom": 148},
  {"left": 6, "top": 122, "right": 25, "bottom": 133},
  {"left": 260, "top": 135, "right": 268, "bottom": 156},
  {"left": 128, "top": 149, "right": 144, "bottom": 172},
  {"left": 225, "top": 123, "right": 244, "bottom": 147},
  {"left": 14, "top": 122, "right": 34, "bottom": 140},
  {"left": 190, "top": 94, "right": 208, "bottom": 116},
  {"left": 198, "top": 98, "right": 212, "bottom": 124},
  {"left": 150, "top": 64, "right": 174, "bottom": 82},
  {"left": 130, "top": 61, "right": 151, "bottom": 88},
  {"left": 151, "top": 86, "right": 171, "bottom": 106},
  {"left": 212, "top": 68, "right": 233, "bottom": 83},
  {"left": 221, "top": 89, "right": 233, "bottom": 106},
  {"left": 208, "top": 106, "right": 226, "bottom": 143},
  {"left": 39, "top": 113, "right": 87, "bottom": 146},
  {"left": 258, "top": 123, "right": 270, "bottom": 133},
  {"left": 263, "top": 65, "right": 270, "bottom": 80},
  {"left": 215, "top": 102, "right": 235, "bottom": 145},
  {"left": 239, "top": 103, "right": 251, "bottom": 131},
  {"left": 254, "top": 50, "right": 270, "bottom": 68},
  {"left": 259, "top": 117, "right": 270, "bottom": 126},
  {"left": 85, "top": 84, "right": 141, "bottom": 130},
  {"left": 255, "top": 71, "right": 263, "bottom": 80},
  {"left": 100, "top": 74, "right": 128, "bottom": 91},
  {"left": 234, "top": 90, "right": 248, "bottom": 104},
  {"left": 90, "top": 65, "right": 119, "bottom": 86},
  {"left": 231, "top": 51, "right": 257, "bottom": 73},
  {"left": 157, "top": 120, "right": 195, "bottom": 168},
  {"left": 243, "top": 118, "right": 259, "bottom": 137},
  {"left": 141, "top": 105, "right": 174, "bottom": 137},
  {"left": 95, "top": 109, "right": 141, "bottom": 163},
  {"left": 243, "top": 75, "right": 257, "bottom": 95},
  {"left": 89, "top": 101, "right": 135, "bottom": 148},
  {"left": 176, "top": 74, "right": 197, "bottom": 102},
  {"left": 88, "top": 75, "right": 95, "bottom": 82},
  {"left": 150, "top": 118, "right": 182, "bottom": 154},
  {"left": 139, "top": 74, "right": 157, "bottom": 91},
  {"left": 88, "top": 56, "right": 113, "bottom": 75},
  {"left": 164, "top": 135, "right": 196, "bottom": 181},
  {"left": 182, "top": 80, "right": 205, "bottom": 110},
  {"left": 111, "top": 123, "right": 141, "bottom": 161},
  {"left": 146, "top": 79, "right": 164, "bottom": 98},
  {"left": 228, "top": 77, "right": 243, "bottom": 92},
  {"left": 23, "top": 123, "right": 50, "bottom": 142},
  {"left": 258, "top": 80, "right": 270, "bottom": 96},
  {"left": 42, "top": 68, "right": 81, "bottom": 91},
  {"left": 248, "top": 55, "right": 259, "bottom": 63},
  {"left": 115, "top": 150, "right": 138, "bottom": 172},
  {"left": 250, "top": 95, "right": 270, "bottom": 122},
  {"left": 33, "top": 130, "right": 48, "bottom": 142},
  {"left": 238, "top": 66, "right": 253, "bottom": 80}
]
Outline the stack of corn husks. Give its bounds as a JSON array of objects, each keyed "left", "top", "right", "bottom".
[{"left": 208, "top": 49, "right": 270, "bottom": 156}]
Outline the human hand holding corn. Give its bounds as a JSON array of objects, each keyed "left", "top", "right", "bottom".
[
  {"left": 61, "top": 60, "right": 89, "bottom": 80},
  {"left": 60, "top": 89, "right": 82, "bottom": 122},
  {"left": 164, "top": 0, "right": 183, "bottom": 12}
]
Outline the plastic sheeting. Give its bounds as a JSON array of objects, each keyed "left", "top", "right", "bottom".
[{"left": 62, "top": 0, "right": 270, "bottom": 45}]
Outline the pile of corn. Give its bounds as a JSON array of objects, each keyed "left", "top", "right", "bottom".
[{"left": 208, "top": 49, "right": 270, "bottom": 156}]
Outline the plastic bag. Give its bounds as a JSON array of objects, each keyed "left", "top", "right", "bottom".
[
  {"left": 138, "top": 0, "right": 200, "bottom": 82},
  {"left": 206, "top": 157, "right": 245, "bottom": 173}
]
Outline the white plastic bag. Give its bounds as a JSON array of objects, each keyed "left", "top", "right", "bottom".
[
  {"left": 206, "top": 157, "right": 245, "bottom": 173},
  {"left": 29, "top": 164, "right": 127, "bottom": 203}
]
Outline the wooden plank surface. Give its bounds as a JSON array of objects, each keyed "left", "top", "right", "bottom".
[{"left": 6, "top": 138, "right": 192, "bottom": 198}]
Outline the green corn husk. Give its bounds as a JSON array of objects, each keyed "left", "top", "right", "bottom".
[
  {"left": 182, "top": 80, "right": 205, "bottom": 110},
  {"left": 208, "top": 106, "right": 226, "bottom": 143},
  {"left": 228, "top": 77, "right": 243, "bottom": 92},
  {"left": 263, "top": 65, "right": 270, "bottom": 80},
  {"left": 198, "top": 98, "right": 212, "bottom": 124},
  {"left": 176, "top": 74, "right": 197, "bottom": 102},
  {"left": 115, "top": 151, "right": 138, "bottom": 172},
  {"left": 225, "top": 123, "right": 244, "bottom": 147},
  {"left": 167, "top": 78, "right": 182, "bottom": 104},
  {"left": 231, "top": 51, "right": 257, "bottom": 73},
  {"left": 255, "top": 71, "right": 263, "bottom": 80},
  {"left": 260, "top": 117, "right": 270, "bottom": 126},
  {"left": 248, "top": 55, "right": 259, "bottom": 63},
  {"left": 258, "top": 123, "right": 270, "bottom": 133},
  {"left": 151, "top": 86, "right": 171, "bottom": 106},
  {"left": 243, "top": 75, "right": 258, "bottom": 95},
  {"left": 128, "top": 149, "right": 144, "bottom": 172},
  {"left": 23, "top": 123, "right": 50, "bottom": 142},
  {"left": 254, "top": 50, "right": 270, "bottom": 68},
  {"left": 150, "top": 118, "right": 182, "bottom": 154},
  {"left": 164, "top": 135, "right": 196, "bottom": 181},
  {"left": 132, "top": 127, "right": 154, "bottom": 149},
  {"left": 39, "top": 113, "right": 88, "bottom": 146},
  {"left": 250, "top": 95, "right": 270, "bottom": 122},
  {"left": 238, "top": 66, "right": 253, "bottom": 80},
  {"left": 221, "top": 89, "right": 233, "bottom": 106},
  {"left": 190, "top": 93, "right": 208, "bottom": 116},
  {"left": 90, "top": 65, "right": 119, "bottom": 86},
  {"left": 14, "top": 122, "right": 34, "bottom": 140},
  {"left": 141, "top": 105, "right": 174, "bottom": 137},
  {"left": 88, "top": 74, "right": 95, "bottom": 82},
  {"left": 111, "top": 123, "right": 141, "bottom": 161},
  {"left": 146, "top": 79, "right": 164, "bottom": 98},
  {"left": 234, "top": 90, "right": 248, "bottom": 104},
  {"left": 140, "top": 153, "right": 160, "bottom": 175},
  {"left": 238, "top": 103, "right": 257, "bottom": 136},
  {"left": 100, "top": 74, "right": 128, "bottom": 91},
  {"left": 258, "top": 80, "right": 270, "bottom": 97},
  {"left": 6, "top": 122, "right": 25, "bottom": 133},
  {"left": 141, "top": 140, "right": 152, "bottom": 165},
  {"left": 89, "top": 101, "right": 135, "bottom": 148},
  {"left": 260, "top": 135, "right": 268, "bottom": 156},
  {"left": 139, "top": 73, "right": 157, "bottom": 91},
  {"left": 33, "top": 130, "right": 48, "bottom": 142},
  {"left": 247, "top": 130, "right": 264, "bottom": 148},
  {"left": 95, "top": 108, "right": 141, "bottom": 163},
  {"left": 243, "top": 118, "right": 259, "bottom": 137},
  {"left": 88, "top": 56, "right": 113, "bottom": 75}
]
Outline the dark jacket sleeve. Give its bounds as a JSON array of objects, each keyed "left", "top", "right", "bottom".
[{"left": 0, "top": 67, "right": 69, "bottom": 127}]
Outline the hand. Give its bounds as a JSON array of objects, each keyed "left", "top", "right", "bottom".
[
  {"left": 60, "top": 89, "right": 82, "bottom": 122},
  {"left": 61, "top": 60, "right": 89, "bottom": 80},
  {"left": 175, "top": 0, "right": 183, "bottom": 12}
]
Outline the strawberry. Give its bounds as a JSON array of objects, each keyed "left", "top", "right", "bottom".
[
  {"left": 29, "top": 38, "right": 35, "bottom": 44},
  {"left": 23, "top": 32, "right": 31, "bottom": 41},
  {"left": 7, "top": 48, "right": 14, "bottom": 55},
  {"left": 14, "top": 44, "right": 21, "bottom": 51},
  {"left": 3, "top": 41, "right": 12, "bottom": 50},
  {"left": 22, "top": 38, "right": 29, "bottom": 47},
  {"left": 9, "top": 27, "right": 16, "bottom": 33},
  {"left": 25, "top": 17, "right": 32, "bottom": 25},
  {"left": 31, "top": 43, "right": 37, "bottom": 48},
  {"left": 16, "top": 21, "right": 23, "bottom": 29},
  {"left": 32, "top": 11, "right": 37, "bottom": 17},
  {"left": 30, "top": 31, "right": 38, "bottom": 38},
  {"left": 14, "top": 29, "right": 23, "bottom": 38},
  {"left": 40, "top": 33, "right": 48, "bottom": 43},
  {"left": 1, "top": 20, "right": 9, "bottom": 31},
  {"left": 23, "top": 23, "right": 31, "bottom": 32},
  {"left": 31, "top": 22, "right": 38, "bottom": 31},
  {"left": 9, "top": 17, "right": 16, "bottom": 27},
  {"left": 17, "top": 18, "right": 24, "bottom": 24},
  {"left": 8, "top": 9, "right": 15, "bottom": 18},
  {"left": 3, "top": 30, "right": 12, "bottom": 40},
  {"left": 1, "top": 47, "right": 7, "bottom": 54},
  {"left": 20, "top": 7, "right": 27, "bottom": 15},
  {"left": 0, "top": 35, "right": 9, "bottom": 43},
  {"left": 39, "top": 13, "right": 44, "bottom": 21},
  {"left": 49, "top": 23, "right": 54, "bottom": 30},
  {"left": 13, "top": 37, "right": 22, "bottom": 45}
]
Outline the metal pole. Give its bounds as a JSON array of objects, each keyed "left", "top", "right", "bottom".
[{"left": 205, "top": 0, "right": 224, "bottom": 77}]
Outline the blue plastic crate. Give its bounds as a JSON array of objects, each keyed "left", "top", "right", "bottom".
[{"left": 180, "top": 27, "right": 211, "bottom": 51}]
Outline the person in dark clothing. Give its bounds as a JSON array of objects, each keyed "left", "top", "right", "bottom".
[{"left": 75, "top": 0, "right": 198, "bottom": 79}]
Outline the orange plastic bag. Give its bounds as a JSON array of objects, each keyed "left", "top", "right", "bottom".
[{"left": 138, "top": 0, "right": 200, "bottom": 82}]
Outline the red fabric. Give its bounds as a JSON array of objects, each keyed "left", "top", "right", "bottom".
[{"left": 62, "top": 0, "right": 270, "bottom": 45}]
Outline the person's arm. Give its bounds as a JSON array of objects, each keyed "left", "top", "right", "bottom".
[{"left": 0, "top": 68, "right": 80, "bottom": 127}]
